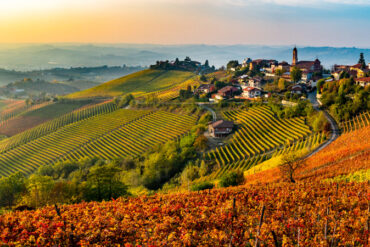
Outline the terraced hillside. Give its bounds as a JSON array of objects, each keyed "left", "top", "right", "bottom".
[
  {"left": 206, "top": 106, "right": 312, "bottom": 167},
  {"left": 68, "top": 69, "right": 196, "bottom": 99},
  {"left": 0, "top": 101, "right": 94, "bottom": 136},
  {"left": 340, "top": 111, "right": 370, "bottom": 133},
  {"left": 0, "top": 100, "right": 117, "bottom": 153},
  {"left": 1, "top": 125, "right": 368, "bottom": 246},
  {"left": 0, "top": 109, "right": 197, "bottom": 177}
]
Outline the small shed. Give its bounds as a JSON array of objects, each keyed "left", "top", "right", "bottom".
[{"left": 209, "top": 120, "right": 234, "bottom": 138}]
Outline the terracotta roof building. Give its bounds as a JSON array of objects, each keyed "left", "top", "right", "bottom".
[
  {"left": 217, "top": 86, "right": 239, "bottom": 98},
  {"left": 355, "top": 77, "right": 370, "bottom": 87},
  {"left": 208, "top": 120, "right": 234, "bottom": 138}
]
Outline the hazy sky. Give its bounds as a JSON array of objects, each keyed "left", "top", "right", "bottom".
[{"left": 1, "top": 0, "right": 369, "bottom": 46}]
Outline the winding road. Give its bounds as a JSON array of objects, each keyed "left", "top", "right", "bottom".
[
  {"left": 199, "top": 92, "right": 341, "bottom": 160},
  {"left": 305, "top": 91, "right": 340, "bottom": 158}
]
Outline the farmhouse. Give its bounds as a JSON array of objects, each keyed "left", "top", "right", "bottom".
[
  {"left": 217, "top": 86, "right": 239, "bottom": 98},
  {"left": 248, "top": 77, "right": 263, "bottom": 88},
  {"left": 291, "top": 84, "right": 306, "bottom": 94},
  {"left": 242, "top": 87, "right": 262, "bottom": 98},
  {"left": 208, "top": 120, "right": 234, "bottom": 138},
  {"left": 195, "top": 84, "right": 216, "bottom": 94},
  {"left": 355, "top": 77, "right": 370, "bottom": 87}
]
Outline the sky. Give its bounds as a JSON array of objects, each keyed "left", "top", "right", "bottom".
[{"left": 0, "top": 0, "right": 369, "bottom": 47}]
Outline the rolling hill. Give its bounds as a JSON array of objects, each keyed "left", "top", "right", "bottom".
[
  {"left": 1, "top": 126, "right": 368, "bottom": 246},
  {"left": 0, "top": 105, "right": 197, "bottom": 177},
  {"left": 67, "top": 69, "right": 196, "bottom": 99}
]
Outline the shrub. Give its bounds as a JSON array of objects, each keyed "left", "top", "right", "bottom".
[
  {"left": 219, "top": 170, "right": 245, "bottom": 187},
  {"left": 191, "top": 181, "right": 214, "bottom": 191}
]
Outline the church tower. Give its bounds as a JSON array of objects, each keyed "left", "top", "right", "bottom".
[{"left": 292, "top": 46, "right": 298, "bottom": 66}]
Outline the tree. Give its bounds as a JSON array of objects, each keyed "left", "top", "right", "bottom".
[
  {"left": 200, "top": 74, "right": 207, "bottom": 82},
  {"left": 193, "top": 135, "right": 208, "bottom": 151},
  {"left": 175, "top": 58, "right": 180, "bottom": 66},
  {"left": 279, "top": 153, "right": 301, "bottom": 183},
  {"left": 199, "top": 160, "right": 212, "bottom": 177},
  {"left": 358, "top": 53, "right": 366, "bottom": 69},
  {"left": 290, "top": 66, "right": 302, "bottom": 83},
  {"left": 215, "top": 81, "right": 226, "bottom": 89},
  {"left": 278, "top": 78, "right": 288, "bottom": 90},
  {"left": 181, "top": 163, "right": 199, "bottom": 184},
  {"left": 0, "top": 173, "right": 26, "bottom": 208},
  {"left": 227, "top": 60, "right": 239, "bottom": 70},
  {"left": 316, "top": 79, "right": 325, "bottom": 94},
  {"left": 275, "top": 68, "right": 283, "bottom": 76},
  {"left": 204, "top": 60, "right": 209, "bottom": 67},
  {"left": 83, "top": 164, "right": 128, "bottom": 201},
  {"left": 220, "top": 170, "right": 244, "bottom": 187}
]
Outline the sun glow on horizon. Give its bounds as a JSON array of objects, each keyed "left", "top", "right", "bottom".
[{"left": 0, "top": 0, "right": 369, "bottom": 46}]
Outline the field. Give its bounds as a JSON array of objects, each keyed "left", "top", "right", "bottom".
[
  {"left": 0, "top": 101, "right": 91, "bottom": 136},
  {"left": 206, "top": 106, "right": 312, "bottom": 167},
  {"left": 67, "top": 69, "right": 196, "bottom": 99},
  {"left": 1, "top": 125, "right": 368, "bottom": 246},
  {"left": 0, "top": 109, "right": 197, "bottom": 177},
  {"left": 244, "top": 125, "right": 370, "bottom": 185},
  {"left": 340, "top": 111, "right": 369, "bottom": 133},
  {"left": 0, "top": 101, "right": 117, "bottom": 153}
]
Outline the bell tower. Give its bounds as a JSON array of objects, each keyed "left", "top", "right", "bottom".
[{"left": 292, "top": 46, "right": 298, "bottom": 66}]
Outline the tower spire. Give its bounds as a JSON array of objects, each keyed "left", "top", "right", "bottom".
[{"left": 292, "top": 46, "right": 298, "bottom": 66}]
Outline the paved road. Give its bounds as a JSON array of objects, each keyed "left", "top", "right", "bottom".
[
  {"left": 305, "top": 91, "right": 340, "bottom": 159},
  {"left": 198, "top": 103, "right": 217, "bottom": 121}
]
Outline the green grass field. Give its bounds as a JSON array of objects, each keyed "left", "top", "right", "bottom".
[{"left": 67, "top": 69, "right": 196, "bottom": 99}]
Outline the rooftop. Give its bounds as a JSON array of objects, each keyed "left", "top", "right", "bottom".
[{"left": 210, "top": 120, "right": 234, "bottom": 128}]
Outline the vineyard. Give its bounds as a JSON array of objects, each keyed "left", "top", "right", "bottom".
[
  {"left": 0, "top": 101, "right": 117, "bottom": 154},
  {"left": 0, "top": 109, "right": 197, "bottom": 177},
  {"left": 67, "top": 69, "right": 196, "bottom": 99},
  {"left": 340, "top": 111, "right": 370, "bottom": 133},
  {"left": 0, "top": 101, "right": 52, "bottom": 125},
  {"left": 244, "top": 125, "right": 370, "bottom": 185},
  {"left": 206, "top": 106, "right": 312, "bottom": 168},
  {"left": 0, "top": 101, "right": 94, "bottom": 136},
  {"left": 203, "top": 131, "right": 326, "bottom": 181},
  {"left": 142, "top": 76, "right": 201, "bottom": 101},
  {"left": 0, "top": 180, "right": 367, "bottom": 246}
]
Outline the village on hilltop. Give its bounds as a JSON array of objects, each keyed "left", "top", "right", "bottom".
[{"left": 170, "top": 47, "right": 370, "bottom": 104}]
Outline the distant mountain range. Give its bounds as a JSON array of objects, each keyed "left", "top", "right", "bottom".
[{"left": 0, "top": 44, "right": 369, "bottom": 71}]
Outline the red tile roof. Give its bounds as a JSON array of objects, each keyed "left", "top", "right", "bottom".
[
  {"left": 210, "top": 120, "right": 234, "bottom": 128},
  {"left": 356, "top": 77, "right": 370, "bottom": 82},
  {"left": 243, "top": 86, "right": 261, "bottom": 92}
]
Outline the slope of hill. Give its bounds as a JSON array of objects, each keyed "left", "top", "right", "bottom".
[
  {"left": 0, "top": 108, "right": 197, "bottom": 177},
  {"left": 0, "top": 79, "right": 100, "bottom": 97},
  {"left": 67, "top": 69, "right": 196, "bottom": 99},
  {"left": 244, "top": 125, "right": 370, "bottom": 185},
  {"left": 0, "top": 101, "right": 92, "bottom": 136},
  {"left": 0, "top": 127, "right": 368, "bottom": 246}
]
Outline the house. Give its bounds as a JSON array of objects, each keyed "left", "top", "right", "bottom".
[
  {"left": 350, "top": 64, "right": 368, "bottom": 78},
  {"left": 238, "top": 75, "right": 249, "bottom": 83},
  {"left": 355, "top": 77, "right": 370, "bottom": 87},
  {"left": 242, "top": 87, "right": 262, "bottom": 98},
  {"left": 242, "top": 58, "right": 252, "bottom": 68},
  {"left": 250, "top": 59, "right": 277, "bottom": 71},
  {"left": 209, "top": 120, "right": 234, "bottom": 138},
  {"left": 332, "top": 71, "right": 343, "bottom": 81},
  {"left": 195, "top": 84, "right": 216, "bottom": 94},
  {"left": 291, "top": 84, "right": 306, "bottom": 94},
  {"left": 248, "top": 77, "right": 263, "bottom": 88},
  {"left": 217, "top": 86, "right": 239, "bottom": 98}
]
